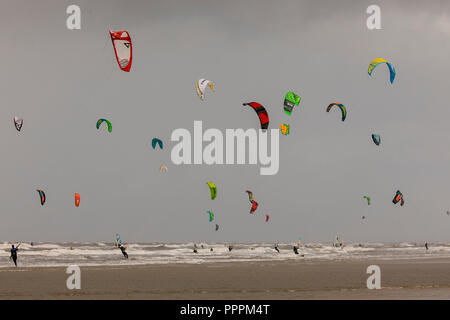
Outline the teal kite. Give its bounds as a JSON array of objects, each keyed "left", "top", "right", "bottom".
[
  {"left": 152, "top": 138, "right": 163, "bottom": 150},
  {"left": 96, "top": 119, "right": 112, "bottom": 132}
]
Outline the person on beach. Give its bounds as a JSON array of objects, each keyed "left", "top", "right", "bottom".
[
  {"left": 274, "top": 244, "right": 280, "bottom": 253},
  {"left": 10, "top": 243, "right": 21, "bottom": 267},
  {"left": 118, "top": 244, "right": 128, "bottom": 259}
]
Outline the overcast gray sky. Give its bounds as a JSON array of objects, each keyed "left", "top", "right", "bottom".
[{"left": 1, "top": 0, "right": 450, "bottom": 243}]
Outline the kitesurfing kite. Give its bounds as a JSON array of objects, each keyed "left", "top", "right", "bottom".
[
  {"left": 13, "top": 117, "right": 23, "bottom": 131},
  {"left": 159, "top": 164, "right": 168, "bottom": 173},
  {"left": 447, "top": 211, "right": 450, "bottom": 216},
  {"left": 196, "top": 79, "right": 215, "bottom": 101},
  {"left": 74, "top": 193, "right": 80, "bottom": 207},
  {"left": 109, "top": 30, "right": 132, "bottom": 72},
  {"left": 245, "top": 190, "right": 254, "bottom": 202},
  {"left": 36, "top": 189, "right": 46, "bottom": 206},
  {"left": 283, "top": 91, "right": 301, "bottom": 115},
  {"left": 280, "top": 123, "right": 290, "bottom": 135},
  {"left": 245, "top": 190, "right": 259, "bottom": 213},
  {"left": 392, "top": 190, "right": 405, "bottom": 206},
  {"left": 372, "top": 134, "right": 381, "bottom": 146},
  {"left": 326, "top": 103, "right": 347, "bottom": 122},
  {"left": 152, "top": 138, "right": 163, "bottom": 150},
  {"left": 207, "top": 210, "right": 214, "bottom": 222},
  {"left": 250, "top": 200, "right": 258, "bottom": 214},
  {"left": 206, "top": 182, "right": 217, "bottom": 200},
  {"left": 243, "top": 102, "right": 269, "bottom": 130},
  {"left": 368, "top": 58, "right": 396, "bottom": 84},
  {"left": 114, "top": 233, "right": 122, "bottom": 247},
  {"left": 362, "top": 216, "right": 366, "bottom": 220},
  {"left": 215, "top": 224, "right": 219, "bottom": 231},
  {"left": 96, "top": 119, "right": 112, "bottom": 133},
  {"left": 363, "top": 196, "right": 371, "bottom": 205},
  {"left": 265, "top": 214, "right": 270, "bottom": 222}
]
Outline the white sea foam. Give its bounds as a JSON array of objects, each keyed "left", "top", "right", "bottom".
[{"left": 1, "top": 242, "right": 449, "bottom": 268}]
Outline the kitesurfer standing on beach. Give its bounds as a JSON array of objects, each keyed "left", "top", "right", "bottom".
[{"left": 10, "top": 243, "right": 21, "bottom": 267}]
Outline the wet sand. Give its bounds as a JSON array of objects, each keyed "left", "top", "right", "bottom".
[{"left": 0, "top": 258, "right": 449, "bottom": 299}]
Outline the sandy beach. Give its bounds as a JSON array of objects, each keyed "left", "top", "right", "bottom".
[{"left": 0, "top": 258, "right": 449, "bottom": 299}]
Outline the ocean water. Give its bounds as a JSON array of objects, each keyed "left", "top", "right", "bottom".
[{"left": 1, "top": 242, "right": 450, "bottom": 268}]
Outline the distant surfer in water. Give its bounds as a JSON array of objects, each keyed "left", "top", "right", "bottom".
[
  {"left": 10, "top": 243, "right": 21, "bottom": 267},
  {"left": 425, "top": 242, "right": 429, "bottom": 250},
  {"left": 228, "top": 245, "right": 234, "bottom": 252},
  {"left": 118, "top": 244, "right": 128, "bottom": 259},
  {"left": 293, "top": 246, "right": 299, "bottom": 255},
  {"left": 193, "top": 244, "right": 198, "bottom": 253},
  {"left": 274, "top": 244, "right": 280, "bottom": 253}
]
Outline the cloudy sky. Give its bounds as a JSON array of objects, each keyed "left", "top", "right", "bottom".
[{"left": 1, "top": 0, "right": 450, "bottom": 243}]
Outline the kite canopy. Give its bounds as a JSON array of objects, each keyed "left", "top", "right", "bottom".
[
  {"left": 392, "top": 190, "right": 404, "bottom": 206},
  {"left": 152, "top": 138, "right": 163, "bottom": 150},
  {"left": 250, "top": 200, "right": 258, "bottom": 214},
  {"left": 13, "top": 117, "right": 23, "bottom": 131},
  {"left": 215, "top": 224, "right": 219, "bottom": 231},
  {"left": 206, "top": 182, "right": 217, "bottom": 200},
  {"left": 368, "top": 58, "right": 396, "bottom": 84},
  {"left": 114, "top": 233, "right": 122, "bottom": 247},
  {"left": 207, "top": 210, "right": 214, "bottom": 222},
  {"left": 196, "top": 79, "right": 215, "bottom": 101},
  {"left": 363, "top": 196, "right": 371, "bottom": 205},
  {"left": 159, "top": 164, "right": 168, "bottom": 173},
  {"left": 109, "top": 30, "right": 132, "bottom": 72},
  {"left": 245, "top": 190, "right": 254, "bottom": 203},
  {"left": 265, "top": 214, "right": 270, "bottom": 222},
  {"left": 36, "top": 189, "right": 46, "bottom": 206},
  {"left": 326, "top": 103, "right": 347, "bottom": 122},
  {"left": 372, "top": 134, "right": 381, "bottom": 146},
  {"left": 283, "top": 91, "right": 301, "bottom": 115},
  {"left": 75, "top": 193, "right": 80, "bottom": 207},
  {"left": 280, "top": 123, "right": 290, "bottom": 135},
  {"left": 243, "top": 102, "right": 269, "bottom": 130},
  {"left": 96, "top": 119, "right": 112, "bottom": 132}
]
